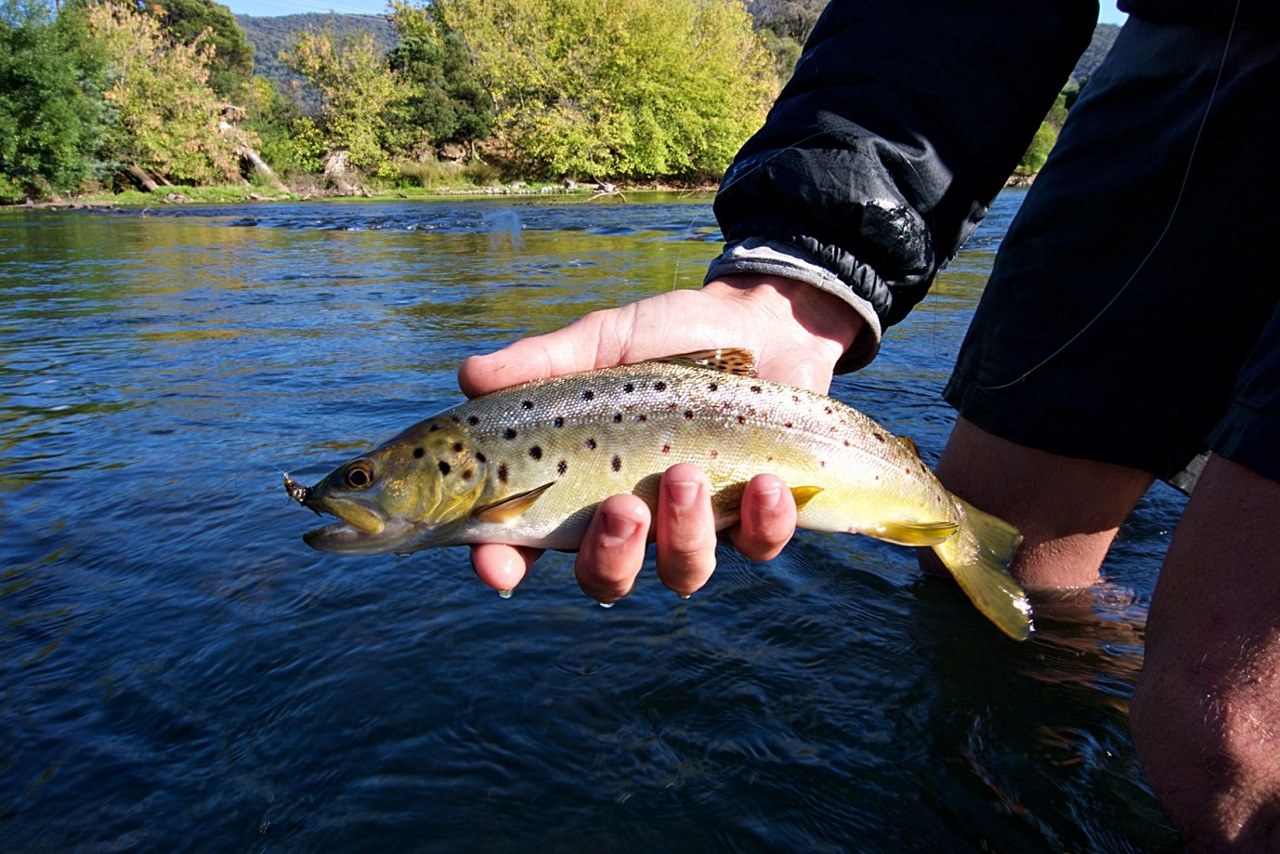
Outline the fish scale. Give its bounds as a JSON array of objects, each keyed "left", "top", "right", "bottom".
[
  {"left": 446, "top": 361, "right": 944, "bottom": 542},
  {"left": 285, "top": 351, "right": 1033, "bottom": 639}
]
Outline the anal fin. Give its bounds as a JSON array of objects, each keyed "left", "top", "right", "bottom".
[{"left": 869, "top": 519, "right": 959, "bottom": 547}]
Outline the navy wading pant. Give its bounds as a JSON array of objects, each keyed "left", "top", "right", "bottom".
[{"left": 944, "top": 16, "right": 1280, "bottom": 486}]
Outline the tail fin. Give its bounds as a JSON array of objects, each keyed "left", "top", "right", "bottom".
[{"left": 930, "top": 496, "right": 1032, "bottom": 640}]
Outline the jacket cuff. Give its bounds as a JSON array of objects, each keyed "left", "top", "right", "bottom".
[{"left": 704, "top": 238, "right": 884, "bottom": 372}]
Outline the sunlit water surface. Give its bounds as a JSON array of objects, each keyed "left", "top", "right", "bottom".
[{"left": 1, "top": 192, "right": 1184, "bottom": 850}]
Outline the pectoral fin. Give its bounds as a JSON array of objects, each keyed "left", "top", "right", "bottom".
[
  {"left": 472, "top": 482, "right": 555, "bottom": 524},
  {"left": 868, "top": 519, "right": 959, "bottom": 547}
]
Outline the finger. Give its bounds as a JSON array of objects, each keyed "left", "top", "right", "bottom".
[
  {"left": 575, "top": 494, "right": 651, "bottom": 604},
  {"left": 729, "top": 474, "right": 798, "bottom": 561},
  {"left": 655, "top": 464, "right": 718, "bottom": 598},
  {"left": 471, "top": 543, "right": 542, "bottom": 594},
  {"left": 457, "top": 310, "right": 616, "bottom": 398}
]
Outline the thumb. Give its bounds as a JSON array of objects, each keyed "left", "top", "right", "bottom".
[{"left": 457, "top": 309, "right": 623, "bottom": 397}]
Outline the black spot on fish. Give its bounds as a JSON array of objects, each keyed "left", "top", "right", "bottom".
[
  {"left": 874, "top": 433, "right": 886, "bottom": 443},
  {"left": 413, "top": 447, "right": 425, "bottom": 458},
  {"left": 476, "top": 452, "right": 487, "bottom": 463},
  {"left": 529, "top": 446, "right": 543, "bottom": 461},
  {"left": 583, "top": 389, "right": 595, "bottom": 401},
  {"left": 654, "top": 382, "right": 667, "bottom": 391},
  {"left": 467, "top": 415, "right": 480, "bottom": 426},
  {"left": 586, "top": 438, "right": 597, "bottom": 450},
  {"left": 708, "top": 382, "right": 718, "bottom": 392},
  {"left": 611, "top": 454, "right": 622, "bottom": 472},
  {"left": 429, "top": 424, "right": 441, "bottom": 432},
  {"left": 785, "top": 422, "right": 793, "bottom": 429},
  {"left": 557, "top": 460, "right": 568, "bottom": 475},
  {"left": 462, "top": 468, "right": 474, "bottom": 481},
  {"left": 453, "top": 442, "right": 464, "bottom": 453},
  {"left": 750, "top": 385, "right": 762, "bottom": 394},
  {"left": 736, "top": 416, "right": 746, "bottom": 425},
  {"left": 438, "top": 460, "right": 452, "bottom": 476},
  {"left": 521, "top": 400, "right": 534, "bottom": 410},
  {"left": 684, "top": 410, "right": 694, "bottom": 420},
  {"left": 613, "top": 413, "right": 623, "bottom": 423},
  {"left": 709, "top": 449, "right": 719, "bottom": 459},
  {"left": 623, "top": 383, "right": 635, "bottom": 393},
  {"left": 554, "top": 417, "right": 565, "bottom": 428},
  {"left": 824, "top": 406, "right": 834, "bottom": 415},
  {"left": 636, "top": 414, "right": 647, "bottom": 422},
  {"left": 498, "top": 463, "right": 509, "bottom": 483},
  {"left": 503, "top": 428, "right": 517, "bottom": 440},
  {"left": 661, "top": 444, "right": 671, "bottom": 454}
]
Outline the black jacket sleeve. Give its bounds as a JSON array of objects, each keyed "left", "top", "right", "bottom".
[{"left": 710, "top": 0, "right": 1098, "bottom": 366}]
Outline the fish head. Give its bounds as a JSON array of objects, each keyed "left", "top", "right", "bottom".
[{"left": 286, "top": 416, "right": 489, "bottom": 555}]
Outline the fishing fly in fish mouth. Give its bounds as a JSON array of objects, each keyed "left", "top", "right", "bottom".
[{"left": 284, "top": 348, "right": 1031, "bottom": 640}]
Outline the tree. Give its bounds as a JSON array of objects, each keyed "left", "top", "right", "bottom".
[
  {"left": 389, "top": 1, "right": 493, "bottom": 155},
  {"left": 135, "top": 0, "right": 255, "bottom": 99},
  {"left": 0, "top": 0, "right": 106, "bottom": 201},
  {"left": 1017, "top": 86, "right": 1074, "bottom": 176},
  {"left": 282, "top": 25, "right": 411, "bottom": 176},
  {"left": 745, "top": 0, "right": 826, "bottom": 81},
  {"left": 431, "top": 0, "right": 775, "bottom": 181},
  {"left": 86, "top": 0, "right": 245, "bottom": 186}
]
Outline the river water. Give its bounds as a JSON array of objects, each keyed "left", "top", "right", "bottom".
[{"left": 1, "top": 192, "right": 1185, "bottom": 850}]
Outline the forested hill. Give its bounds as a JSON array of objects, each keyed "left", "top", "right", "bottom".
[
  {"left": 237, "top": 12, "right": 1120, "bottom": 103},
  {"left": 237, "top": 13, "right": 397, "bottom": 108},
  {"left": 1074, "top": 23, "right": 1120, "bottom": 82}
]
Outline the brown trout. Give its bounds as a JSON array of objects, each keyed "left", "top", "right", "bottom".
[{"left": 285, "top": 349, "right": 1031, "bottom": 639}]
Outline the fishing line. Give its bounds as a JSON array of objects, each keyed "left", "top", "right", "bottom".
[{"left": 979, "top": 0, "right": 1243, "bottom": 391}]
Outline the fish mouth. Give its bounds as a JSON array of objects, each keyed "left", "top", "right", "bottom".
[{"left": 284, "top": 474, "right": 390, "bottom": 553}]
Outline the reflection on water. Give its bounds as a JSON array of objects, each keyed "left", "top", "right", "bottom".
[{"left": 0, "top": 192, "right": 1183, "bottom": 850}]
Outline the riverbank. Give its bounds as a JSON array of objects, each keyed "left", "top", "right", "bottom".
[{"left": 14, "top": 172, "right": 1032, "bottom": 211}]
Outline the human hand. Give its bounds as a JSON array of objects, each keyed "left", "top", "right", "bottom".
[{"left": 457, "top": 274, "right": 865, "bottom": 602}]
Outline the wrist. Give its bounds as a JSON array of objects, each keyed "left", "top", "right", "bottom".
[{"left": 704, "top": 274, "right": 866, "bottom": 367}]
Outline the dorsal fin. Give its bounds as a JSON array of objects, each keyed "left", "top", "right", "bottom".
[{"left": 653, "top": 348, "right": 758, "bottom": 377}]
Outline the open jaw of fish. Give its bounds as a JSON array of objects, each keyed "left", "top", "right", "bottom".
[{"left": 285, "top": 349, "right": 1032, "bottom": 640}]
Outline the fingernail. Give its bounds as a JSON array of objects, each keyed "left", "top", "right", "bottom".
[
  {"left": 498, "top": 588, "right": 514, "bottom": 599},
  {"left": 601, "top": 511, "right": 641, "bottom": 547},
  {"left": 755, "top": 483, "right": 783, "bottom": 511},
  {"left": 596, "top": 600, "right": 615, "bottom": 609},
  {"left": 666, "top": 478, "right": 700, "bottom": 508}
]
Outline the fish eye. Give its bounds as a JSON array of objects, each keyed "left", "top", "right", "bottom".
[{"left": 344, "top": 461, "right": 374, "bottom": 490}]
